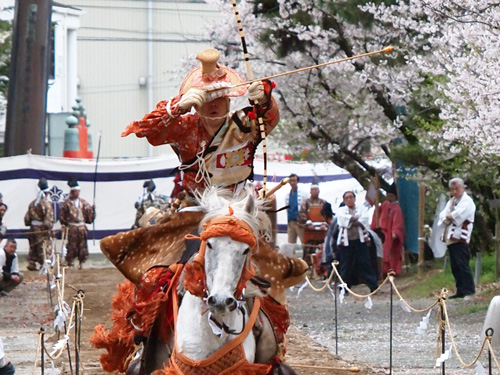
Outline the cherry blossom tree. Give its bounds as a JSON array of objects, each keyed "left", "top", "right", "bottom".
[
  {"left": 205, "top": 0, "right": 439, "bottom": 191},
  {"left": 202, "top": 0, "right": 500, "bottom": 233},
  {"left": 365, "top": 0, "right": 500, "bottom": 228}
]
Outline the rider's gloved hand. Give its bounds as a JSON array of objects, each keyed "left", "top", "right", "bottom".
[
  {"left": 248, "top": 81, "right": 266, "bottom": 103},
  {"left": 177, "top": 88, "right": 207, "bottom": 111}
]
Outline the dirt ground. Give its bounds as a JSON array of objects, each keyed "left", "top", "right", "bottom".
[
  {"left": 0, "top": 256, "right": 373, "bottom": 375},
  {"left": 1, "top": 255, "right": 497, "bottom": 375}
]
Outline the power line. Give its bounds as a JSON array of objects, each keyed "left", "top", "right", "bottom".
[
  {"left": 77, "top": 36, "right": 211, "bottom": 42},
  {"left": 93, "top": 0, "right": 206, "bottom": 3},
  {"left": 70, "top": 4, "right": 220, "bottom": 12},
  {"left": 79, "top": 26, "right": 203, "bottom": 37}
]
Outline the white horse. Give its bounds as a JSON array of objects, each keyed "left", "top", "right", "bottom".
[
  {"left": 124, "top": 186, "right": 296, "bottom": 375},
  {"left": 175, "top": 186, "right": 268, "bottom": 362}
]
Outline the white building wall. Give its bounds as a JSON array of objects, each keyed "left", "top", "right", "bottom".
[
  {"left": 62, "top": 0, "right": 224, "bottom": 158},
  {"left": 0, "top": 2, "right": 82, "bottom": 142}
]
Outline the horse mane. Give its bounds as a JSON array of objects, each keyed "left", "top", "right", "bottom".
[{"left": 195, "top": 185, "right": 272, "bottom": 242}]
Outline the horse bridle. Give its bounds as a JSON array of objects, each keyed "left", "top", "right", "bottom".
[
  {"left": 184, "top": 212, "right": 258, "bottom": 301},
  {"left": 208, "top": 304, "right": 248, "bottom": 336}
]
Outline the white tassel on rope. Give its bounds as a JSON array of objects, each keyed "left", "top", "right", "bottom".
[
  {"left": 51, "top": 360, "right": 56, "bottom": 375},
  {"left": 326, "top": 283, "right": 336, "bottom": 301},
  {"left": 338, "top": 283, "right": 346, "bottom": 304},
  {"left": 53, "top": 301, "right": 71, "bottom": 331},
  {"left": 296, "top": 281, "right": 307, "bottom": 296},
  {"left": 39, "top": 258, "right": 52, "bottom": 276},
  {"left": 399, "top": 299, "right": 412, "bottom": 312},
  {"left": 53, "top": 309, "right": 66, "bottom": 331},
  {"left": 50, "top": 335, "right": 69, "bottom": 357},
  {"left": 416, "top": 308, "right": 433, "bottom": 336},
  {"left": 435, "top": 345, "right": 452, "bottom": 367},
  {"left": 364, "top": 296, "right": 373, "bottom": 310},
  {"left": 474, "top": 361, "right": 486, "bottom": 375}
]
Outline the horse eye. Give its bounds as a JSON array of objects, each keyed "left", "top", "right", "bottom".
[
  {"left": 206, "top": 242, "right": 213, "bottom": 249},
  {"left": 243, "top": 247, "right": 250, "bottom": 255}
]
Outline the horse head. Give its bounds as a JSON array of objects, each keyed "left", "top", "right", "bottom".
[{"left": 191, "top": 186, "right": 268, "bottom": 317}]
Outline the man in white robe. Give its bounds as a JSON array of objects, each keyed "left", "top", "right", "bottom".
[
  {"left": 336, "top": 191, "right": 378, "bottom": 292},
  {"left": 438, "top": 177, "right": 476, "bottom": 299}
]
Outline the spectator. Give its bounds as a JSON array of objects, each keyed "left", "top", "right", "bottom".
[
  {"left": 24, "top": 178, "right": 55, "bottom": 271},
  {"left": 298, "top": 184, "right": 326, "bottom": 263},
  {"left": 285, "top": 174, "right": 306, "bottom": 244},
  {"left": 365, "top": 228, "right": 384, "bottom": 282},
  {"left": 438, "top": 177, "right": 476, "bottom": 299},
  {"left": 298, "top": 184, "right": 326, "bottom": 228},
  {"left": 59, "top": 177, "right": 96, "bottom": 269},
  {"left": 371, "top": 183, "right": 405, "bottom": 276},
  {"left": 0, "top": 239, "right": 23, "bottom": 297},
  {"left": 336, "top": 191, "right": 378, "bottom": 292},
  {"left": 0, "top": 203, "right": 7, "bottom": 241},
  {"left": 319, "top": 202, "right": 338, "bottom": 279}
]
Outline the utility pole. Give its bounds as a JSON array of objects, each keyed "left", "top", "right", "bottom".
[{"left": 4, "top": 0, "right": 53, "bottom": 156}]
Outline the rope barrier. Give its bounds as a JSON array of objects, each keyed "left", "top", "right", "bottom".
[
  {"left": 32, "top": 229, "right": 85, "bottom": 374},
  {"left": 389, "top": 275, "right": 439, "bottom": 313},
  {"left": 304, "top": 268, "right": 336, "bottom": 292},
  {"left": 487, "top": 340, "right": 500, "bottom": 369},
  {"left": 301, "top": 261, "right": 500, "bottom": 372},
  {"left": 441, "top": 297, "right": 494, "bottom": 368},
  {"left": 329, "top": 261, "right": 391, "bottom": 298}
]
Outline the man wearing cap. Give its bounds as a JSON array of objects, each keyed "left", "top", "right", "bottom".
[
  {"left": 371, "top": 184, "right": 405, "bottom": 277},
  {"left": 122, "top": 48, "right": 279, "bottom": 195},
  {"left": 59, "top": 178, "right": 96, "bottom": 268},
  {"left": 24, "top": 178, "right": 54, "bottom": 271},
  {"left": 133, "top": 180, "right": 169, "bottom": 228},
  {"left": 438, "top": 177, "right": 476, "bottom": 299}
]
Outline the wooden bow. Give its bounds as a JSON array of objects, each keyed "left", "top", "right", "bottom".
[{"left": 230, "top": 0, "right": 269, "bottom": 197}]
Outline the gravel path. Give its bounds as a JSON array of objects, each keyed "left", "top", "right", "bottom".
[{"left": 286, "top": 280, "right": 492, "bottom": 374}]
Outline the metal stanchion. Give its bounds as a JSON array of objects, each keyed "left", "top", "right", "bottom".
[
  {"left": 390, "top": 279, "right": 393, "bottom": 375},
  {"left": 334, "top": 273, "right": 338, "bottom": 356},
  {"left": 45, "top": 269, "right": 53, "bottom": 306},
  {"left": 64, "top": 322, "right": 74, "bottom": 375},
  {"left": 40, "top": 327, "right": 45, "bottom": 375},
  {"left": 441, "top": 302, "right": 446, "bottom": 375},
  {"left": 486, "top": 328, "right": 494, "bottom": 375},
  {"left": 75, "top": 301, "right": 79, "bottom": 375}
]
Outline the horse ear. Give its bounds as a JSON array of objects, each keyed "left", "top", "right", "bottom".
[{"left": 244, "top": 194, "right": 255, "bottom": 215}]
